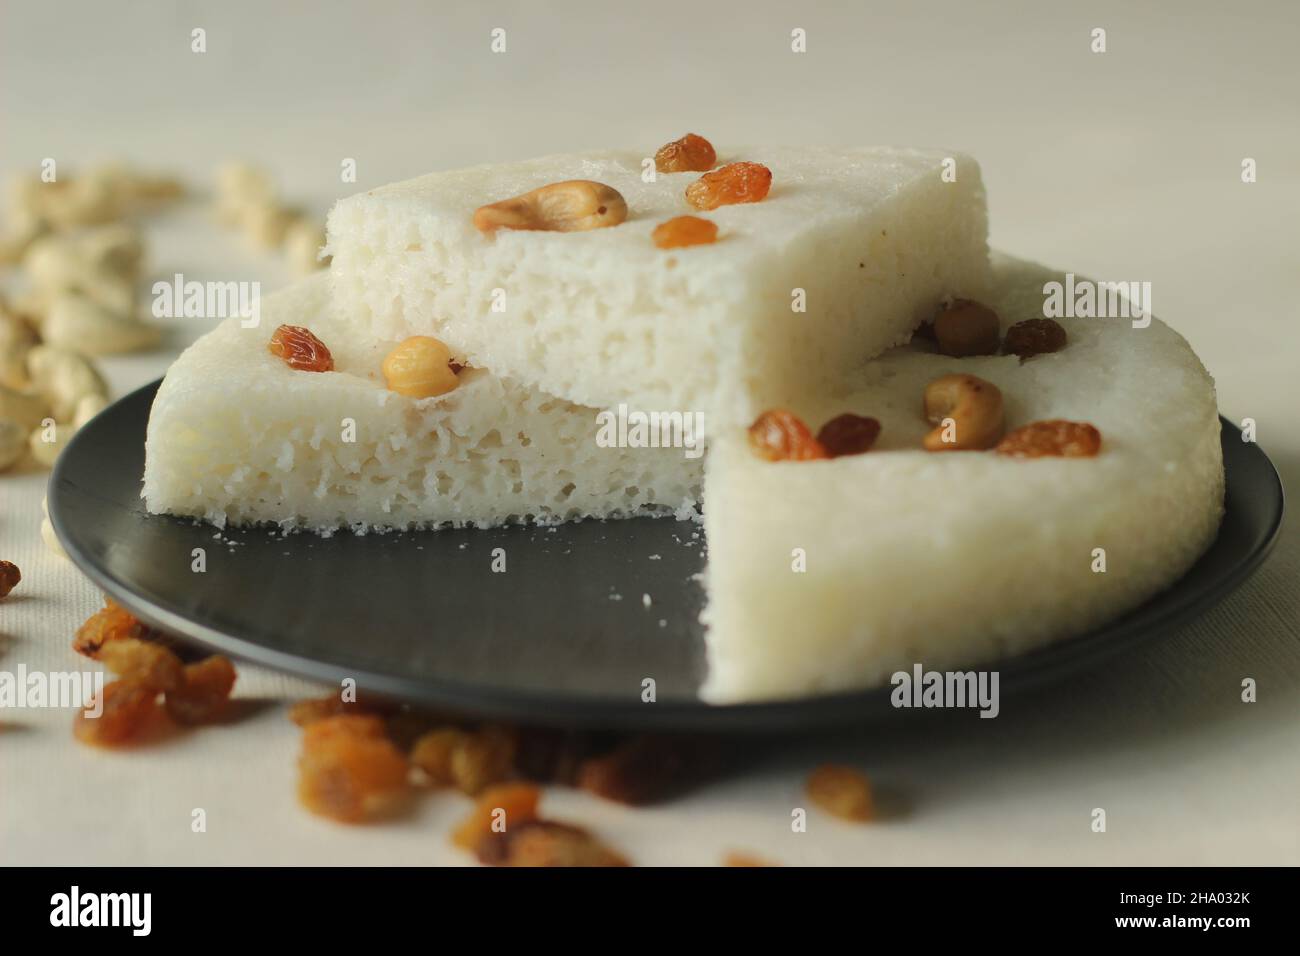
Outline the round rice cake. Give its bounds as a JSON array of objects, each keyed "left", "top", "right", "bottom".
[{"left": 700, "top": 254, "right": 1225, "bottom": 702}]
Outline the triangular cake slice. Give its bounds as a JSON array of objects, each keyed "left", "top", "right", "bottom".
[
  {"left": 326, "top": 146, "right": 991, "bottom": 427},
  {"left": 143, "top": 275, "right": 701, "bottom": 531},
  {"left": 700, "top": 256, "right": 1224, "bottom": 702}
]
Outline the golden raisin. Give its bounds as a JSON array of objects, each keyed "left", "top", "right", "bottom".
[
  {"left": 297, "top": 715, "right": 410, "bottom": 823},
  {"left": 576, "top": 735, "right": 720, "bottom": 805},
  {"left": 486, "top": 821, "right": 631, "bottom": 868},
  {"left": 816, "top": 414, "right": 881, "bottom": 457},
  {"left": 651, "top": 215, "right": 718, "bottom": 249},
  {"left": 268, "top": 324, "right": 334, "bottom": 372},
  {"left": 1003, "top": 318, "right": 1067, "bottom": 358},
  {"left": 73, "top": 679, "right": 161, "bottom": 748},
  {"left": 806, "top": 764, "right": 875, "bottom": 822},
  {"left": 0, "top": 560, "right": 20, "bottom": 599},
  {"left": 995, "top": 420, "right": 1102, "bottom": 458},
  {"left": 73, "top": 600, "right": 153, "bottom": 659},
  {"left": 934, "top": 299, "right": 1001, "bottom": 357},
  {"left": 723, "top": 851, "right": 780, "bottom": 867},
  {"left": 164, "top": 655, "right": 237, "bottom": 725},
  {"left": 410, "top": 727, "right": 469, "bottom": 786},
  {"left": 303, "top": 713, "right": 389, "bottom": 742},
  {"left": 450, "top": 724, "right": 518, "bottom": 795},
  {"left": 287, "top": 692, "right": 398, "bottom": 727},
  {"left": 98, "top": 638, "right": 184, "bottom": 693},
  {"left": 685, "top": 162, "right": 773, "bottom": 211},
  {"left": 452, "top": 781, "right": 541, "bottom": 851},
  {"left": 654, "top": 133, "right": 717, "bottom": 173},
  {"left": 748, "top": 409, "right": 827, "bottom": 462}
]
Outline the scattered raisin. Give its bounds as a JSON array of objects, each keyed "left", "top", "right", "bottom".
[
  {"left": 98, "top": 638, "right": 184, "bottom": 693},
  {"left": 73, "top": 599, "right": 155, "bottom": 659},
  {"left": 288, "top": 693, "right": 393, "bottom": 727},
  {"left": 934, "top": 299, "right": 1001, "bottom": 357},
  {"left": 268, "top": 324, "right": 334, "bottom": 372},
  {"left": 911, "top": 320, "right": 937, "bottom": 344},
  {"left": 73, "top": 679, "right": 160, "bottom": 748},
  {"left": 652, "top": 215, "right": 718, "bottom": 249},
  {"left": 483, "top": 820, "right": 630, "bottom": 868},
  {"left": 654, "top": 133, "right": 717, "bottom": 173},
  {"left": 723, "top": 851, "right": 780, "bottom": 867},
  {"left": 816, "top": 414, "right": 881, "bottom": 457},
  {"left": 0, "top": 560, "right": 20, "bottom": 599},
  {"left": 1003, "top": 318, "right": 1067, "bottom": 358},
  {"left": 452, "top": 781, "right": 541, "bottom": 851},
  {"left": 384, "top": 708, "right": 457, "bottom": 751},
  {"left": 685, "top": 162, "right": 772, "bottom": 211},
  {"left": 164, "top": 656, "right": 237, "bottom": 725},
  {"left": 297, "top": 715, "right": 410, "bottom": 823},
  {"left": 748, "top": 409, "right": 827, "bottom": 462},
  {"left": 577, "top": 735, "right": 720, "bottom": 806},
  {"left": 450, "top": 724, "right": 518, "bottom": 795},
  {"left": 995, "top": 420, "right": 1102, "bottom": 458},
  {"left": 512, "top": 728, "right": 598, "bottom": 785},
  {"left": 410, "top": 727, "right": 469, "bottom": 786},
  {"left": 806, "top": 764, "right": 875, "bottom": 822}
]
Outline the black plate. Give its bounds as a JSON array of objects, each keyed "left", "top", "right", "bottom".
[{"left": 50, "top": 382, "right": 1284, "bottom": 731}]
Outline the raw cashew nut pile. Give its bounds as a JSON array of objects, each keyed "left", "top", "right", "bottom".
[{"left": 214, "top": 161, "right": 330, "bottom": 274}]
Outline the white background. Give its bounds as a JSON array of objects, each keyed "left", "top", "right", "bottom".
[{"left": 1, "top": 0, "right": 1297, "bottom": 865}]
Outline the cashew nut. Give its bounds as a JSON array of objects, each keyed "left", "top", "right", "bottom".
[
  {"left": 473, "top": 180, "right": 628, "bottom": 234},
  {"left": 43, "top": 292, "right": 161, "bottom": 355},
  {"left": 24, "top": 234, "right": 139, "bottom": 312},
  {"left": 0, "top": 382, "right": 50, "bottom": 431},
  {"left": 0, "top": 306, "right": 38, "bottom": 389},
  {"left": 25, "top": 345, "right": 108, "bottom": 422},
  {"left": 7, "top": 289, "right": 51, "bottom": 330},
  {"left": 285, "top": 218, "right": 330, "bottom": 273},
  {"left": 89, "top": 164, "right": 183, "bottom": 205},
  {"left": 28, "top": 417, "right": 74, "bottom": 468},
  {"left": 0, "top": 419, "right": 26, "bottom": 471},
  {"left": 922, "top": 373, "right": 1004, "bottom": 451},
  {"left": 79, "top": 223, "right": 145, "bottom": 277},
  {"left": 72, "top": 392, "right": 109, "bottom": 430},
  {"left": 243, "top": 202, "right": 299, "bottom": 249},
  {"left": 44, "top": 176, "right": 124, "bottom": 227},
  {"left": 215, "top": 162, "right": 276, "bottom": 227},
  {"left": 0, "top": 208, "right": 50, "bottom": 267}
]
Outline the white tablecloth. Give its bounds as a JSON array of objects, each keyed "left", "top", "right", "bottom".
[{"left": 2, "top": 0, "right": 1296, "bottom": 865}]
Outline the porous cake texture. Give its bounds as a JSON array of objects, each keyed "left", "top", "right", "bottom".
[
  {"left": 701, "top": 256, "right": 1225, "bottom": 702},
  {"left": 143, "top": 276, "right": 702, "bottom": 531},
  {"left": 325, "top": 146, "right": 992, "bottom": 427}
]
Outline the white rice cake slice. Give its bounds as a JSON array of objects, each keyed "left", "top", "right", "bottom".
[
  {"left": 143, "top": 275, "right": 702, "bottom": 531},
  {"left": 325, "top": 146, "right": 991, "bottom": 427},
  {"left": 701, "top": 255, "right": 1225, "bottom": 702}
]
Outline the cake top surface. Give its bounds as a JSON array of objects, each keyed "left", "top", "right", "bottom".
[
  {"left": 713, "top": 254, "right": 1217, "bottom": 468},
  {"left": 327, "top": 145, "right": 982, "bottom": 261}
]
